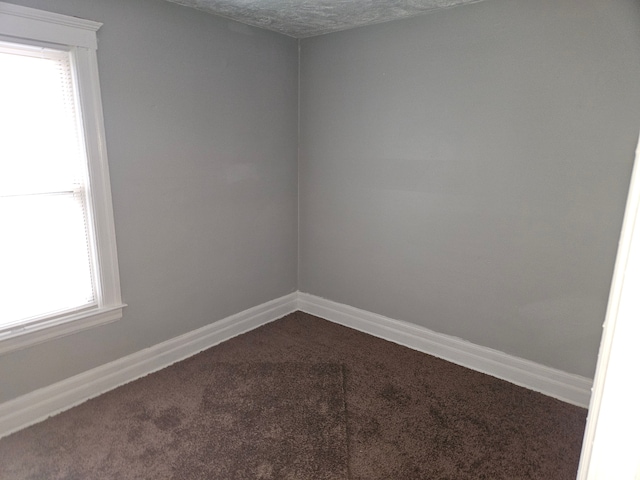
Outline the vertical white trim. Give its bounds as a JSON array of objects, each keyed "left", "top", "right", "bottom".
[
  {"left": 577, "top": 135, "right": 640, "bottom": 479},
  {"left": 73, "top": 44, "right": 123, "bottom": 308}
]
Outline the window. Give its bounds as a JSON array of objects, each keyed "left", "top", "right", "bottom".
[{"left": 0, "top": 2, "right": 124, "bottom": 353}]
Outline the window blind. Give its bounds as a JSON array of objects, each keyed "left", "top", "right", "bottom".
[{"left": 0, "top": 40, "right": 97, "bottom": 329}]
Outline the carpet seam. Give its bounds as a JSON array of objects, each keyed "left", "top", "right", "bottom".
[{"left": 340, "top": 363, "right": 352, "bottom": 480}]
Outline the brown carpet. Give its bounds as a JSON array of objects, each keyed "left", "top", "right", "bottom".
[{"left": 0, "top": 311, "right": 587, "bottom": 479}]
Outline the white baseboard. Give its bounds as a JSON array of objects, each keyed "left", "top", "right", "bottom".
[
  {"left": 0, "top": 290, "right": 592, "bottom": 439},
  {"left": 297, "top": 292, "right": 593, "bottom": 408},
  {"left": 0, "top": 292, "right": 298, "bottom": 439}
]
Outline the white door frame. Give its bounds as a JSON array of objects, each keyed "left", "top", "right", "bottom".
[{"left": 577, "top": 134, "right": 640, "bottom": 479}]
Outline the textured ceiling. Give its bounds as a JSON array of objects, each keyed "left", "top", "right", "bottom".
[{"left": 166, "top": 0, "right": 485, "bottom": 38}]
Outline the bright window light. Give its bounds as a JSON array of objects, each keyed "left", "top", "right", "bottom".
[
  {"left": 0, "top": 41, "right": 97, "bottom": 328},
  {"left": 0, "top": 1, "right": 124, "bottom": 354}
]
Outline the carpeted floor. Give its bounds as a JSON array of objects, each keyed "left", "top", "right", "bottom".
[{"left": 0, "top": 311, "right": 587, "bottom": 479}]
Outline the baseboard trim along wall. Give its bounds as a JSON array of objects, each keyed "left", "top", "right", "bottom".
[
  {"left": 0, "top": 292, "right": 298, "bottom": 439},
  {"left": 297, "top": 292, "right": 593, "bottom": 408},
  {"left": 0, "top": 290, "right": 593, "bottom": 438}
]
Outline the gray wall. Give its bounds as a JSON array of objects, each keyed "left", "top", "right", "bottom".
[
  {"left": 299, "top": 0, "right": 640, "bottom": 378},
  {"left": 0, "top": 0, "right": 298, "bottom": 403},
  {"left": 2, "top": 0, "right": 639, "bottom": 404}
]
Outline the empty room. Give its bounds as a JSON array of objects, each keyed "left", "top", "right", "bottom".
[{"left": 1, "top": 0, "right": 639, "bottom": 478}]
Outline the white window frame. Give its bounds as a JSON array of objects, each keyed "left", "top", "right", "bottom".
[{"left": 0, "top": 2, "right": 125, "bottom": 354}]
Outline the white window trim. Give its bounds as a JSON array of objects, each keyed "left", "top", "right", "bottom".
[{"left": 0, "top": 2, "right": 125, "bottom": 355}]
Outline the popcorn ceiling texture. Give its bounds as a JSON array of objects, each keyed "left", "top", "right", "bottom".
[{"left": 166, "top": 0, "right": 485, "bottom": 37}]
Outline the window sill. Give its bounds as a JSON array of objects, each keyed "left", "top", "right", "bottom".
[{"left": 0, "top": 304, "right": 126, "bottom": 355}]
